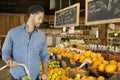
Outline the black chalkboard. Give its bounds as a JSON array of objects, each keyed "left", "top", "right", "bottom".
[
  {"left": 54, "top": 3, "right": 80, "bottom": 28},
  {"left": 85, "top": 0, "right": 120, "bottom": 25}
]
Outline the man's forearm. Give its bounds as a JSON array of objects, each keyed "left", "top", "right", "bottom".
[
  {"left": 4, "top": 57, "right": 11, "bottom": 63},
  {"left": 42, "top": 62, "right": 48, "bottom": 75},
  {"left": 4, "top": 58, "right": 18, "bottom": 67}
]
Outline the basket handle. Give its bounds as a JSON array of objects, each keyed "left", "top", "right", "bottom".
[
  {"left": 0, "top": 64, "right": 30, "bottom": 76},
  {"left": 0, "top": 63, "right": 30, "bottom": 79},
  {"left": 0, "top": 64, "right": 8, "bottom": 71},
  {"left": 18, "top": 63, "right": 30, "bottom": 77}
]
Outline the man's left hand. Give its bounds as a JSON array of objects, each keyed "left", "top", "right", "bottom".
[{"left": 40, "top": 74, "right": 48, "bottom": 80}]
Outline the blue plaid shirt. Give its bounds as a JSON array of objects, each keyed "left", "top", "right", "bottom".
[{"left": 2, "top": 23, "right": 48, "bottom": 80}]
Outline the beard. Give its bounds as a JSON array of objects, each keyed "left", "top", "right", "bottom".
[
  {"left": 34, "top": 23, "right": 41, "bottom": 28},
  {"left": 32, "top": 18, "right": 41, "bottom": 28}
]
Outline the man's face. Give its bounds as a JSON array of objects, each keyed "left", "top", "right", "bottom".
[{"left": 32, "top": 12, "right": 44, "bottom": 28}]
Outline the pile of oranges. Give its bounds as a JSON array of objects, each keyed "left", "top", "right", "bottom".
[
  {"left": 96, "top": 60, "right": 120, "bottom": 73},
  {"left": 61, "top": 75, "right": 105, "bottom": 80},
  {"left": 79, "top": 51, "right": 104, "bottom": 63},
  {"left": 48, "top": 47, "right": 120, "bottom": 73},
  {"left": 77, "top": 76, "right": 105, "bottom": 80}
]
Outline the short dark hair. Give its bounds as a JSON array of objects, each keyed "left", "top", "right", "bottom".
[{"left": 27, "top": 5, "right": 45, "bottom": 16}]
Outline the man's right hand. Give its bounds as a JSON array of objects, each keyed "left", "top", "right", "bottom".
[{"left": 4, "top": 58, "right": 18, "bottom": 67}]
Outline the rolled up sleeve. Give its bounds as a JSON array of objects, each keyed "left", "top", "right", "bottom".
[
  {"left": 2, "top": 30, "right": 13, "bottom": 60},
  {"left": 39, "top": 37, "right": 48, "bottom": 62}
]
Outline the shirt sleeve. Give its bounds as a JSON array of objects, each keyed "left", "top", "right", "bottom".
[
  {"left": 39, "top": 36, "right": 48, "bottom": 62},
  {"left": 2, "top": 29, "right": 13, "bottom": 60}
]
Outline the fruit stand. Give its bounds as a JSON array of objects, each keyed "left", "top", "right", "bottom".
[{"left": 44, "top": 43, "right": 120, "bottom": 80}]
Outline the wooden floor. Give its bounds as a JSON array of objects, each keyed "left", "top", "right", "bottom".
[{"left": 0, "top": 57, "right": 10, "bottom": 80}]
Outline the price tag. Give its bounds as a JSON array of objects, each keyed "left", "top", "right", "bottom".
[
  {"left": 57, "top": 54, "right": 62, "bottom": 60},
  {"left": 69, "top": 26, "right": 74, "bottom": 34},
  {"left": 51, "top": 53, "right": 53, "bottom": 56},
  {"left": 69, "top": 47, "right": 85, "bottom": 53},
  {"left": 49, "top": 52, "right": 53, "bottom": 56},
  {"left": 79, "top": 59, "right": 92, "bottom": 68}
]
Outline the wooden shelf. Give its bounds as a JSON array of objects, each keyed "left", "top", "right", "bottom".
[{"left": 108, "top": 37, "right": 120, "bottom": 46}]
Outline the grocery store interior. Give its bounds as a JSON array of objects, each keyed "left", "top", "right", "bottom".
[{"left": 0, "top": 0, "right": 120, "bottom": 80}]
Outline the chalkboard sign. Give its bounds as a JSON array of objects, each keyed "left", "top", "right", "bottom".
[
  {"left": 85, "top": 0, "right": 120, "bottom": 25},
  {"left": 54, "top": 3, "right": 80, "bottom": 28}
]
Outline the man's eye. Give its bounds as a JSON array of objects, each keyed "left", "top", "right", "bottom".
[{"left": 39, "top": 17, "right": 42, "bottom": 19}]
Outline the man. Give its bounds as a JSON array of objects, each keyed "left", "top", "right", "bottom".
[{"left": 2, "top": 5, "right": 48, "bottom": 80}]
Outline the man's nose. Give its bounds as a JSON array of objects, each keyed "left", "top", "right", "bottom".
[{"left": 40, "top": 19, "right": 43, "bottom": 23}]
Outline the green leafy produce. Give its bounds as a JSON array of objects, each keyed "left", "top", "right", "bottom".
[{"left": 21, "top": 76, "right": 30, "bottom": 80}]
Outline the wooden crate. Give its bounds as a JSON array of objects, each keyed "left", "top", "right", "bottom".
[{"left": 46, "top": 35, "right": 52, "bottom": 46}]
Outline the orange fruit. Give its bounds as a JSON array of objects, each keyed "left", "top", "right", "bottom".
[
  {"left": 92, "top": 63, "right": 99, "bottom": 69},
  {"left": 74, "top": 77, "right": 81, "bottom": 80},
  {"left": 92, "top": 57, "right": 97, "bottom": 63},
  {"left": 97, "top": 76, "right": 105, "bottom": 80},
  {"left": 84, "top": 51, "right": 92, "bottom": 57},
  {"left": 95, "top": 61, "right": 101, "bottom": 65},
  {"left": 105, "top": 64, "right": 117, "bottom": 73},
  {"left": 117, "top": 62, "right": 120, "bottom": 67},
  {"left": 92, "top": 61, "right": 101, "bottom": 69},
  {"left": 110, "top": 60, "right": 117, "bottom": 65},
  {"left": 96, "top": 53, "right": 102, "bottom": 58},
  {"left": 91, "top": 53, "right": 97, "bottom": 58},
  {"left": 98, "top": 57, "right": 104, "bottom": 62},
  {"left": 102, "top": 60, "right": 109, "bottom": 65},
  {"left": 118, "top": 67, "right": 120, "bottom": 72},
  {"left": 99, "top": 64, "right": 105, "bottom": 72},
  {"left": 79, "top": 55, "right": 85, "bottom": 62},
  {"left": 74, "top": 54, "right": 80, "bottom": 61}
]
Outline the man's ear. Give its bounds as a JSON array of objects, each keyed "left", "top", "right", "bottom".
[{"left": 30, "top": 13, "right": 34, "bottom": 18}]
